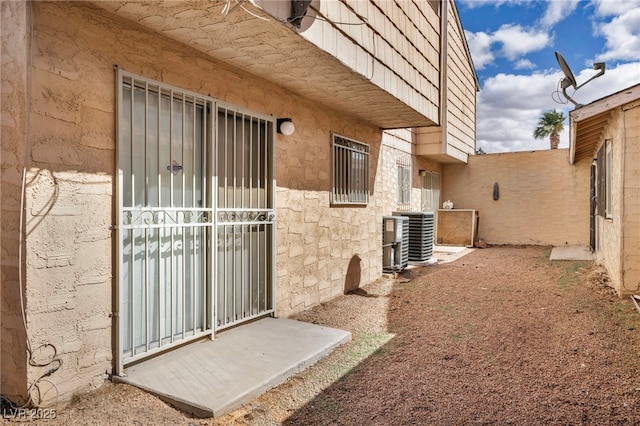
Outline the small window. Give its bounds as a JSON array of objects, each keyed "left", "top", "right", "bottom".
[
  {"left": 397, "top": 159, "right": 411, "bottom": 211},
  {"left": 331, "top": 134, "right": 370, "bottom": 205},
  {"left": 421, "top": 171, "right": 440, "bottom": 213}
]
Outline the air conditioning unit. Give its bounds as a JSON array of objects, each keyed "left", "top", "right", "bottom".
[
  {"left": 393, "top": 211, "right": 435, "bottom": 261},
  {"left": 382, "top": 215, "right": 409, "bottom": 272}
]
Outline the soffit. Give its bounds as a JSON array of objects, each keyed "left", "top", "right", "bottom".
[
  {"left": 573, "top": 111, "right": 612, "bottom": 163},
  {"left": 88, "top": 1, "right": 435, "bottom": 129},
  {"left": 569, "top": 84, "right": 640, "bottom": 164}
]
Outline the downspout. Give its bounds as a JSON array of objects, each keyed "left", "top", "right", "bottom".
[{"left": 439, "top": 0, "right": 449, "bottom": 155}]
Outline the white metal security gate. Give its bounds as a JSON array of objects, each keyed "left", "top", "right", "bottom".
[
  {"left": 215, "top": 106, "right": 275, "bottom": 330},
  {"left": 115, "top": 70, "right": 275, "bottom": 374}
]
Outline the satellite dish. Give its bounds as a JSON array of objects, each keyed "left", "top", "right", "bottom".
[
  {"left": 555, "top": 51, "right": 606, "bottom": 107},
  {"left": 555, "top": 52, "right": 577, "bottom": 89},
  {"left": 254, "top": 0, "right": 319, "bottom": 32}
]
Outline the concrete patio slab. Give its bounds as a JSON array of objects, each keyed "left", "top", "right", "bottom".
[
  {"left": 550, "top": 246, "right": 594, "bottom": 261},
  {"left": 114, "top": 317, "right": 351, "bottom": 418},
  {"left": 432, "top": 245, "right": 475, "bottom": 264}
]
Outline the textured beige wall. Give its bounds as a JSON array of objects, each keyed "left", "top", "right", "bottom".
[
  {"left": 442, "top": 149, "right": 590, "bottom": 246},
  {"left": 596, "top": 104, "right": 640, "bottom": 295},
  {"left": 14, "top": 1, "right": 426, "bottom": 401},
  {"left": 595, "top": 111, "right": 623, "bottom": 293},
  {"left": 622, "top": 104, "right": 640, "bottom": 293},
  {"left": 1, "top": 0, "right": 30, "bottom": 403}
]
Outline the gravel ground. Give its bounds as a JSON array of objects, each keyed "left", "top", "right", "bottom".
[{"left": 5, "top": 245, "right": 640, "bottom": 425}]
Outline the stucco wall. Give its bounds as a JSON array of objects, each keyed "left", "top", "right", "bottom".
[
  {"left": 15, "top": 1, "right": 424, "bottom": 401},
  {"left": 442, "top": 149, "right": 590, "bottom": 246},
  {"left": 1, "top": 0, "right": 30, "bottom": 403}
]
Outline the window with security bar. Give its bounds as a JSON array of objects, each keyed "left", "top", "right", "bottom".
[
  {"left": 397, "top": 159, "right": 411, "bottom": 211},
  {"left": 421, "top": 171, "right": 440, "bottom": 213},
  {"left": 595, "top": 140, "right": 612, "bottom": 219},
  {"left": 331, "top": 134, "right": 370, "bottom": 205}
]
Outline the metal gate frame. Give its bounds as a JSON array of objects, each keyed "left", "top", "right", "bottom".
[{"left": 114, "top": 69, "right": 276, "bottom": 376}]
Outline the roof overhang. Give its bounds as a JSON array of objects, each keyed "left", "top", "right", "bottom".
[
  {"left": 569, "top": 84, "right": 640, "bottom": 164},
  {"left": 87, "top": 1, "right": 436, "bottom": 129}
]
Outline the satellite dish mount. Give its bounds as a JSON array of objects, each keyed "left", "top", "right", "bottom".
[{"left": 555, "top": 51, "right": 605, "bottom": 107}]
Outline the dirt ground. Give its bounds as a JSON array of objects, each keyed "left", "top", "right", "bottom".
[{"left": 5, "top": 245, "right": 640, "bottom": 425}]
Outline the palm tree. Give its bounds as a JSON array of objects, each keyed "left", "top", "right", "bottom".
[{"left": 533, "top": 109, "right": 566, "bottom": 149}]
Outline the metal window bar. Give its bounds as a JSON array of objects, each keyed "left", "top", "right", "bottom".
[
  {"left": 331, "top": 134, "right": 370, "bottom": 205},
  {"left": 397, "top": 157, "right": 411, "bottom": 211}
]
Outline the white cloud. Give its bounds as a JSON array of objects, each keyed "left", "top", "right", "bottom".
[
  {"left": 492, "top": 24, "right": 552, "bottom": 60},
  {"left": 465, "top": 30, "right": 494, "bottom": 70},
  {"left": 464, "top": 25, "right": 552, "bottom": 70},
  {"left": 595, "top": 8, "right": 640, "bottom": 62},
  {"left": 514, "top": 59, "right": 536, "bottom": 70},
  {"left": 475, "top": 62, "right": 640, "bottom": 154},
  {"left": 540, "top": 0, "right": 580, "bottom": 28},
  {"left": 590, "top": 0, "right": 640, "bottom": 17},
  {"left": 570, "top": 61, "right": 640, "bottom": 104}
]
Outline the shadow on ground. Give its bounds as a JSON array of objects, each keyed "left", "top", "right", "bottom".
[{"left": 282, "top": 246, "right": 640, "bottom": 425}]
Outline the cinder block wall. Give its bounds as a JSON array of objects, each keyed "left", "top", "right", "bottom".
[
  {"left": 442, "top": 149, "right": 591, "bottom": 246},
  {"left": 621, "top": 104, "right": 640, "bottom": 293},
  {"left": 596, "top": 104, "right": 640, "bottom": 295}
]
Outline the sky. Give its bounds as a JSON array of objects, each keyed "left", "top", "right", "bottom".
[{"left": 456, "top": 0, "right": 640, "bottom": 153}]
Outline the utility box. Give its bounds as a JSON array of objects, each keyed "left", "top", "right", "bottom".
[
  {"left": 436, "top": 209, "right": 478, "bottom": 247},
  {"left": 393, "top": 211, "right": 435, "bottom": 261},
  {"left": 382, "top": 216, "right": 409, "bottom": 272}
]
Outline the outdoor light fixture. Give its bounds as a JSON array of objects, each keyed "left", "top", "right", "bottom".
[{"left": 277, "top": 118, "right": 295, "bottom": 135}]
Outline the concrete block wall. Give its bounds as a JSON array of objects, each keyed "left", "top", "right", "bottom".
[
  {"left": 596, "top": 104, "right": 640, "bottom": 295},
  {"left": 622, "top": 104, "right": 640, "bottom": 293},
  {"left": 442, "top": 149, "right": 591, "bottom": 246},
  {"left": 595, "top": 111, "right": 624, "bottom": 293}
]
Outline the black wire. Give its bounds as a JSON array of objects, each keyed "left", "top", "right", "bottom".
[{"left": 287, "top": 14, "right": 367, "bottom": 26}]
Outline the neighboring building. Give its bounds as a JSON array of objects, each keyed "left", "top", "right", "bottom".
[
  {"left": 569, "top": 84, "right": 640, "bottom": 295},
  {"left": 1, "top": 0, "right": 477, "bottom": 406}
]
